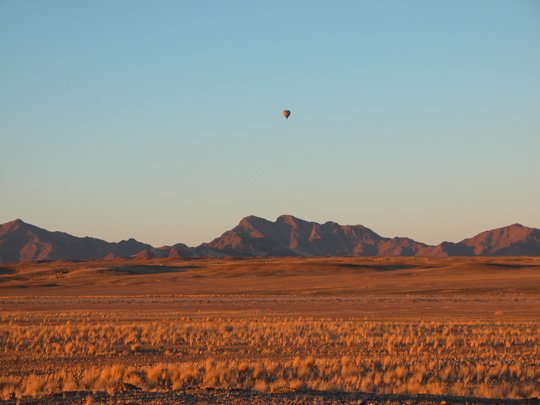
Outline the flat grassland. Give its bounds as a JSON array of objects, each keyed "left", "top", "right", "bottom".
[{"left": 1, "top": 257, "right": 539, "bottom": 404}]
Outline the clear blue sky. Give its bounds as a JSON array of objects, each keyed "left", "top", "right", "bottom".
[{"left": 1, "top": 1, "right": 539, "bottom": 246}]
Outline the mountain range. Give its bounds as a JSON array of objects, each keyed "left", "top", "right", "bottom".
[{"left": 1, "top": 216, "right": 540, "bottom": 264}]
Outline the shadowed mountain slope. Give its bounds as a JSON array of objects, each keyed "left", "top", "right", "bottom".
[
  {"left": 462, "top": 224, "right": 540, "bottom": 255},
  {"left": 199, "top": 215, "right": 430, "bottom": 257},
  {"left": 1, "top": 217, "right": 540, "bottom": 263},
  {"left": 0, "top": 219, "right": 150, "bottom": 263}
]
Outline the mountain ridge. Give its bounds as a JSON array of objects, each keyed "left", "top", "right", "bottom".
[
  {"left": 0, "top": 219, "right": 151, "bottom": 263},
  {"left": 1, "top": 216, "right": 539, "bottom": 263}
]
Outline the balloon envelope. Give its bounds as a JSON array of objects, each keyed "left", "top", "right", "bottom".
[{"left": 282, "top": 110, "right": 291, "bottom": 119}]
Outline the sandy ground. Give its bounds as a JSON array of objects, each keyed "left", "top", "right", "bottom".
[
  {"left": 1, "top": 256, "right": 539, "bottom": 319},
  {"left": 1, "top": 257, "right": 539, "bottom": 404},
  {"left": 3, "top": 388, "right": 539, "bottom": 405}
]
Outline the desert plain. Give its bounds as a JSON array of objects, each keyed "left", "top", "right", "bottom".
[{"left": 0, "top": 256, "right": 539, "bottom": 404}]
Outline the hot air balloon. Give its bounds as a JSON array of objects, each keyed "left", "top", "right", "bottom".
[{"left": 282, "top": 110, "right": 291, "bottom": 119}]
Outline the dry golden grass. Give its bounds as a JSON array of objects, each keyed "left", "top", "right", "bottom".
[
  {"left": 1, "top": 257, "right": 539, "bottom": 402},
  {"left": 1, "top": 315, "right": 539, "bottom": 400}
]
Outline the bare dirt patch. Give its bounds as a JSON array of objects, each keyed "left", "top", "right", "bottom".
[{"left": 106, "top": 265, "right": 203, "bottom": 275}]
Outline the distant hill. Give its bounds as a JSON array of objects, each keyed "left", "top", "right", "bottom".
[
  {"left": 408, "top": 224, "right": 540, "bottom": 257},
  {"left": 1, "top": 216, "right": 539, "bottom": 263},
  {"left": 199, "top": 215, "right": 430, "bottom": 257},
  {"left": 196, "top": 216, "right": 540, "bottom": 258},
  {"left": 0, "top": 219, "right": 151, "bottom": 263},
  {"left": 461, "top": 224, "right": 540, "bottom": 255}
]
